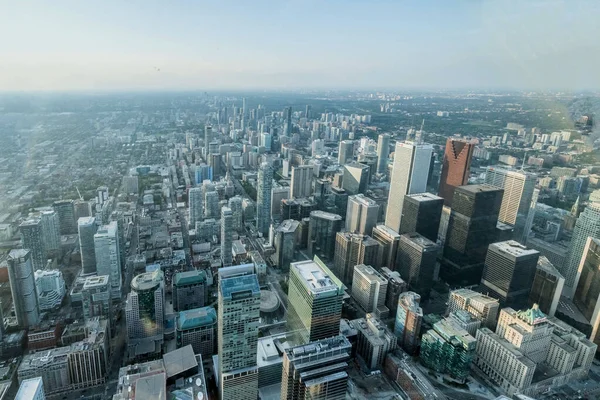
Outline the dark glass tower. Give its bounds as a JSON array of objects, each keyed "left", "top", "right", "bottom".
[{"left": 399, "top": 193, "right": 444, "bottom": 242}]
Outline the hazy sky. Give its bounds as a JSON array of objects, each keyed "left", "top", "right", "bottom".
[{"left": 1, "top": 0, "right": 599, "bottom": 91}]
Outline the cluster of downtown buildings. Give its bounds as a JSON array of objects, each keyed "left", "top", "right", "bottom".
[{"left": 2, "top": 97, "right": 600, "bottom": 400}]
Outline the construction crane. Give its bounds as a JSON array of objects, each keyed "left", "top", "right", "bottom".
[{"left": 76, "top": 186, "right": 84, "bottom": 201}]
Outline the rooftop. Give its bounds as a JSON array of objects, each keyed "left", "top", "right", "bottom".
[
  {"left": 286, "top": 335, "right": 351, "bottom": 360},
  {"left": 373, "top": 224, "right": 401, "bottom": 239},
  {"left": 219, "top": 274, "right": 260, "bottom": 300},
  {"left": 163, "top": 344, "right": 198, "bottom": 378},
  {"left": 354, "top": 264, "right": 386, "bottom": 284},
  {"left": 536, "top": 256, "right": 564, "bottom": 278},
  {"left": 135, "top": 372, "right": 166, "bottom": 400},
  {"left": 399, "top": 292, "right": 423, "bottom": 315},
  {"left": 492, "top": 240, "right": 540, "bottom": 258},
  {"left": 83, "top": 274, "right": 110, "bottom": 289},
  {"left": 177, "top": 307, "right": 217, "bottom": 330},
  {"left": 292, "top": 258, "right": 343, "bottom": 295},
  {"left": 78, "top": 216, "right": 96, "bottom": 226},
  {"left": 132, "top": 269, "right": 163, "bottom": 291},
  {"left": 456, "top": 184, "right": 502, "bottom": 194},
  {"left": 16, "top": 377, "right": 43, "bottom": 400},
  {"left": 310, "top": 210, "right": 342, "bottom": 221},
  {"left": 516, "top": 304, "right": 548, "bottom": 326},
  {"left": 400, "top": 232, "right": 439, "bottom": 250},
  {"left": 277, "top": 219, "right": 300, "bottom": 233},
  {"left": 174, "top": 270, "right": 206, "bottom": 286},
  {"left": 349, "top": 194, "right": 378, "bottom": 206},
  {"left": 406, "top": 192, "right": 443, "bottom": 202}
]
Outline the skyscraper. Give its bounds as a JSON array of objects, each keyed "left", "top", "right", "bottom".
[
  {"left": 228, "top": 196, "right": 244, "bottom": 231},
  {"left": 53, "top": 200, "right": 77, "bottom": 235},
  {"left": 528, "top": 256, "right": 564, "bottom": 317},
  {"left": 78, "top": 217, "right": 97, "bottom": 275},
  {"left": 484, "top": 167, "right": 537, "bottom": 241},
  {"left": 307, "top": 210, "right": 342, "bottom": 260},
  {"left": 290, "top": 165, "right": 313, "bottom": 198},
  {"left": 273, "top": 220, "right": 299, "bottom": 270},
  {"left": 342, "top": 162, "right": 369, "bottom": 195},
  {"left": 333, "top": 232, "right": 379, "bottom": 285},
  {"left": 572, "top": 237, "right": 600, "bottom": 348},
  {"left": 81, "top": 275, "right": 111, "bottom": 321},
  {"left": 94, "top": 221, "right": 121, "bottom": 299},
  {"left": 385, "top": 141, "right": 433, "bottom": 232},
  {"left": 40, "top": 211, "right": 60, "bottom": 255},
  {"left": 397, "top": 233, "right": 440, "bottom": 299},
  {"left": 218, "top": 274, "right": 260, "bottom": 400},
  {"left": 221, "top": 207, "right": 233, "bottom": 266},
  {"left": 447, "top": 288, "right": 499, "bottom": 329},
  {"left": 395, "top": 291, "right": 422, "bottom": 354},
  {"left": 173, "top": 270, "right": 207, "bottom": 311},
  {"left": 399, "top": 193, "right": 443, "bottom": 242},
  {"left": 441, "top": 184, "right": 503, "bottom": 284},
  {"left": 256, "top": 162, "right": 273, "bottom": 237},
  {"left": 564, "top": 202, "right": 600, "bottom": 294},
  {"left": 376, "top": 133, "right": 391, "bottom": 174},
  {"left": 7, "top": 249, "right": 39, "bottom": 328},
  {"left": 204, "top": 125, "right": 213, "bottom": 148},
  {"left": 204, "top": 190, "right": 219, "bottom": 219},
  {"left": 188, "top": 187, "right": 203, "bottom": 227},
  {"left": 352, "top": 264, "right": 388, "bottom": 314},
  {"left": 438, "top": 138, "right": 476, "bottom": 207},
  {"left": 281, "top": 335, "right": 352, "bottom": 400},
  {"left": 371, "top": 225, "right": 401, "bottom": 270},
  {"left": 20, "top": 219, "right": 46, "bottom": 270},
  {"left": 338, "top": 140, "right": 354, "bottom": 165},
  {"left": 345, "top": 194, "right": 379, "bottom": 236},
  {"left": 270, "top": 186, "right": 290, "bottom": 219},
  {"left": 286, "top": 258, "right": 344, "bottom": 345},
  {"left": 481, "top": 240, "right": 540, "bottom": 308}
]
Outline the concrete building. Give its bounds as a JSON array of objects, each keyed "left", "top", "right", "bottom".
[
  {"left": 380, "top": 267, "right": 407, "bottom": 315},
  {"left": 333, "top": 232, "right": 378, "bottom": 285},
  {"left": 399, "top": 193, "right": 443, "bottom": 242},
  {"left": 78, "top": 217, "right": 97, "bottom": 275},
  {"left": 16, "top": 377, "right": 45, "bottom": 400},
  {"left": 397, "top": 232, "right": 439, "bottom": 299},
  {"left": 385, "top": 141, "right": 433, "bottom": 233},
  {"left": 270, "top": 186, "right": 289, "bottom": 219},
  {"left": 18, "top": 347, "right": 71, "bottom": 395},
  {"left": 228, "top": 196, "right": 243, "bottom": 231},
  {"left": 256, "top": 162, "right": 273, "bottom": 237},
  {"left": 20, "top": 218, "right": 46, "bottom": 270},
  {"left": 34, "top": 269, "right": 65, "bottom": 311},
  {"left": 528, "top": 256, "right": 564, "bottom": 317},
  {"left": 442, "top": 184, "right": 503, "bottom": 284},
  {"left": 281, "top": 335, "right": 352, "bottom": 400},
  {"left": 125, "top": 269, "right": 164, "bottom": 359},
  {"left": 345, "top": 194, "right": 379, "bottom": 236},
  {"left": 188, "top": 187, "right": 203, "bottom": 227},
  {"left": 475, "top": 306, "right": 596, "bottom": 397},
  {"left": 286, "top": 258, "right": 344, "bottom": 345},
  {"left": 204, "top": 190, "right": 219, "bottom": 219},
  {"left": 218, "top": 274, "right": 261, "bottom": 400},
  {"left": 176, "top": 306, "right": 217, "bottom": 358},
  {"left": 438, "top": 138, "right": 476, "bottom": 207},
  {"left": 40, "top": 210, "right": 60, "bottom": 255},
  {"left": 68, "top": 318, "right": 109, "bottom": 390},
  {"left": 257, "top": 334, "right": 290, "bottom": 390},
  {"left": 81, "top": 275, "right": 111, "bottom": 320},
  {"left": 273, "top": 219, "right": 299, "bottom": 270},
  {"left": 290, "top": 165, "right": 313, "bottom": 198},
  {"left": 94, "top": 221, "right": 121, "bottom": 299},
  {"left": 395, "top": 291, "right": 422, "bottom": 354},
  {"left": 221, "top": 206, "right": 233, "bottom": 266},
  {"left": 53, "top": 199, "right": 77, "bottom": 235},
  {"left": 447, "top": 288, "right": 500, "bottom": 330},
  {"left": 307, "top": 210, "right": 342, "bottom": 260},
  {"left": 338, "top": 140, "right": 354, "bottom": 165},
  {"left": 352, "top": 315, "right": 397, "bottom": 370},
  {"left": 485, "top": 167, "right": 537, "bottom": 242},
  {"left": 173, "top": 270, "right": 207, "bottom": 312},
  {"left": 448, "top": 309, "right": 482, "bottom": 337},
  {"left": 342, "top": 162, "right": 370, "bottom": 195},
  {"left": 352, "top": 264, "right": 388, "bottom": 315},
  {"left": 376, "top": 133, "right": 391, "bottom": 174},
  {"left": 481, "top": 241, "right": 540, "bottom": 308},
  {"left": 7, "top": 249, "right": 39, "bottom": 328},
  {"left": 371, "top": 224, "right": 401, "bottom": 270},
  {"left": 420, "top": 317, "right": 476, "bottom": 382}
]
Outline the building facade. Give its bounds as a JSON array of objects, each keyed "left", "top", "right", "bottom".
[
  {"left": 78, "top": 217, "right": 98, "bottom": 275},
  {"left": 94, "top": 221, "right": 121, "bottom": 299},
  {"left": 176, "top": 306, "right": 217, "bottom": 358},
  {"left": 7, "top": 249, "right": 40, "bottom": 328},
  {"left": 438, "top": 138, "right": 475, "bottom": 207},
  {"left": 395, "top": 291, "right": 422, "bottom": 354},
  {"left": 399, "top": 193, "right": 443, "bottom": 242},
  {"left": 345, "top": 194, "right": 379, "bottom": 236}
]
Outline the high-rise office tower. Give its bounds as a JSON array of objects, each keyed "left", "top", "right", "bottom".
[
  {"left": 96, "top": 186, "right": 109, "bottom": 208},
  {"left": 385, "top": 141, "right": 433, "bottom": 232},
  {"left": 333, "top": 232, "right": 378, "bottom": 285},
  {"left": 572, "top": 237, "right": 600, "bottom": 348},
  {"left": 283, "top": 106, "right": 292, "bottom": 136},
  {"left": 78, "top": 217, "right": 97, "bottom": 275},
  {"left": 352, "top": 315, "right": 397, "bottom": 370},
  {"left": 395, "top": 291, "right": 422, "bottom": 354},
  {"left": 441, "top": 184, "right": 503, "bottom": 284},
  {"left": 381, "top": 267, "right": 407, "bottom": 315},
  {"left": 281, "top": 335, "right": 352, "bottom": 400},
  {"left": 53, "top": 200, "right": 77, "bottom": 235},
  {"left": 173, "top": 270, "right": 207, "bottom": 311},
  {"left": 352, "top": 264, "right": 388, "bottom": 314},
  {"left": 564, "top": 202, "right": 600, "bottom": 294},
  {"left": 528, "top": 256, "right": 564, "bottom": 317},
  {"left": 204, "top": 125, "right": 213, "bottom": 148},
  {"left": 94, "top": 221, "right": 121, "bottom": 299},
  {"left": 338, "top": 140, "right": 354, "bottom": 165},
  {"left": 7, "top": 249, "right": 39, "bottom": 328},
  {"left": 438, "top": 138, "right": 476, "bottom": 207},
  {"left": 188, "top": 187, "right": 203, "bottom": 227},
  {"left": 305, "top": 104, "right": 311, "bottom": 119},
  {"left": 286, "top": 258, "right": 344, "bottom": 345},
  {"left": 176, "top": 306, "right": 217, "bottom": 358},
  {"left": 342, "top": 162, "right": 369, "bottom": 195},
  {"left": 256, "top": 162, "right": 273, "bottom": 237},
  {"left": 221, "top": 207, "right": 233, "bottom": 266},
  {"left": 376, "top": 133, "right": 391, "bottom": 174},
  {"left": 74, "top": 200, "right": 92, "bottom": 220},
  {"left": 204, "top": 190, "right": 219, "bottom": 219},
  {"left": 34, "top": 269, "right": 65, "bottom": 311},
  {"left": 481, "top": 241, "right": 540, "bottom": 308},
  {"left": 345, "top": 194, "right": 379, "bottom": 236},
  {"left": 228, "top": 196, "right": 244, "bottom": 231},
  {"left": 484, "top": 167, "right": 537, "bottom": 242},
  {"left": 307, "top": 211, "right": 342, "bottom": 260},
  {"left": 372, "top": 225, "right": 401, "bottom": 270},
  {"left": 19, "top": 219, "right": 46, "bottom": 270},
  {"left": 81, "top": 275, "right": 111, "bottom": 321},
  {"left": 399, "top": 193, "right": 443, "bottom": 242},
  {"left": 290, "top": 165, "right": 313, "bottom": 198},
  {"left": 125, "top": 269, "right": 165, "bottom": 356},
  {"left": 273, "top": 220, "right": 299, "bottom": 270},
  {"left": 397, "top": 233, "right": 440, "bottom": 299},
  {"left": 40, "top": 211, "right": 60, "bottom": 255},
  {"left": 218, "top": 274, "right": 260, "bottom": 400},
  {"left": 270, "top": 186, "right": 290, "bottom": 219}
]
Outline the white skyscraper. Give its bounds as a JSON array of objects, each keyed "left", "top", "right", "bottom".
[
  {"left": 385, "top": 141, "right": 433, "bottom": 232},
  {"left": 78, "top": 217, "right": 97, "bottom": 275},
  {"left": 346, "top": 194, "right": 380, "bottom": 236},
  {"left": 376, "top": 133, "right": 391, "bottom": 174},
  {"left": 290, "top": 165, "right": 313, "bottom": 198},
  {"left": 40, "top": 211, "right": 60, "bottom": 254},
  {"left": 188, "top": 187, "right": 203, "bottom": 227},
  {"left": 94, "top": 221, "right": 121, "bottom": 299},
  {"left": 564, "top": 202, "right": 600, "bottom": 294},
  {"left": 256, "top": 162, "right": 273, "bottom": 236},
  {"left": 7, "top": 249, "right": 40, "bottom": 328}
]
